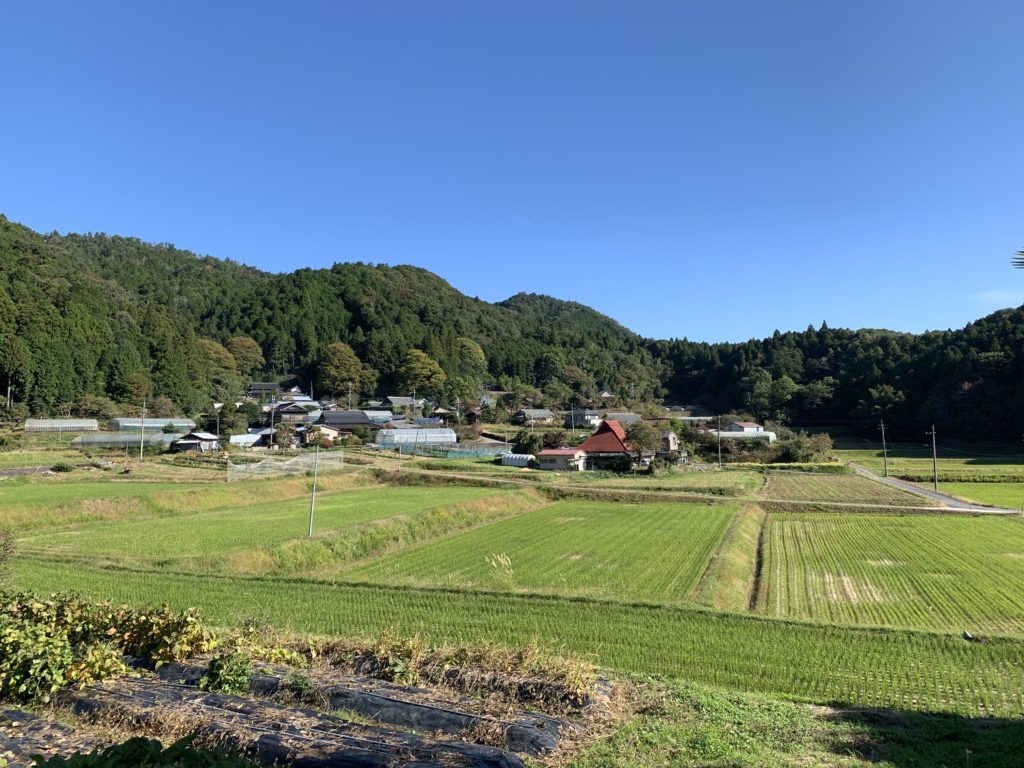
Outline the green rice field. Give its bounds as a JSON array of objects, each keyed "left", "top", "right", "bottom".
[
  {"left": 347, "top": 500, "right": 735, "bottom": 602},
  {"left": 941, "top": 482, "right": 1024, "bottom": 509},
  {"left": 761, "top": 512, "right": 1024, "bottom": 635}
]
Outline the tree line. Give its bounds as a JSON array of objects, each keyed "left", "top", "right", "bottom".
[{"left": 2, "top": 215, "right": 1022, "bottom": 440}]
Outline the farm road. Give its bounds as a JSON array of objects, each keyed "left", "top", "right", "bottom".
[
  {"left": 377, "top": 462, "right": 1005, "bottom": 514},
  {"left": 850, "top": 464, "right": 1018, "bottom": 514}
]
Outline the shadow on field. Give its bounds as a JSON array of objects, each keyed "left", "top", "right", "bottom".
[{"left": 823, "top": 706, "right": 1024, "bottom": 767}]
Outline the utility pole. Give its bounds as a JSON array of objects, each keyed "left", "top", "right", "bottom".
[
  {"left": 926, "top": 425, "right": 938, "bottom": 491},
  {"left": 717, "top": 415, "right": 723, "bottom": 470},
  {"left": 878, "top": 419, "right": 889, "bottom": 477},
  {"left": 347, "top": 382, "right": 353, "bottom": 411},
  {"left": 139, "top": 397, "right": 147, "bottom": 461},
  {"left": 307, "top": 442, "right": 320, "bottom": 538}
]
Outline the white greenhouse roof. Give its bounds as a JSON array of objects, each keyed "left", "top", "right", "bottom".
[
  {"left": 376, "top": 428, "right": 458, "bottom": 446},
  {"left": 24, "top": 419, "right": 99, "bottom": 432}
]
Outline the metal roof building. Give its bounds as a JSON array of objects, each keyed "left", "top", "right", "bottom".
[
  {"left": 109, "top": 418, "right": 196, "bottom": 433},
  {"left": 24, "top": 418, "right": 99, "bottom": 432}
]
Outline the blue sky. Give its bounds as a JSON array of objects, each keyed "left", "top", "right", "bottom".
[{"left": 3, "top": 2, "right": 1023, "bottom": 342}]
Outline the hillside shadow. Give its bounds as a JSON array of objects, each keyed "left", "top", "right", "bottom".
[{"left": 822, "top": 706, "right": 1024, "bottom": 767}]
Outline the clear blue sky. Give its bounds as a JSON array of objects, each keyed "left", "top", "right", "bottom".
[{"left": 3, "top": 2, "right": 1023, "bottom": 342}]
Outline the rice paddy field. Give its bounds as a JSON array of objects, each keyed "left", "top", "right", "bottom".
[
  {"left": 761, "top": 471, "right": 935, "bottom": 506},
  {"left": 9, "top": 456, "right": 1024, "bottom": 719},
  {"left": 760, "top": 513, "right": 1024, "bottom": 635},
  {"left": 347, "top": 500, "right": 736, "bottom": 602}
]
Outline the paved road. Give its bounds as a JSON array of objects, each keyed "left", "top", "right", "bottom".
[{"left": 849, "top": 463, "right": 1019, "bottom": 514}]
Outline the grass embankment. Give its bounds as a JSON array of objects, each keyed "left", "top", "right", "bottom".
[
  {"left": 760, "top": 512, "right": 1024, "bottom": 635},
  {"left": 347, "top": 501, "right": 736, "bottom": 603},
  {"left": 12, "top": 558, "right": 1024, "bottom": 718},
  {"left": 693, "top": 504, "right": 766, "bottom": 611}
]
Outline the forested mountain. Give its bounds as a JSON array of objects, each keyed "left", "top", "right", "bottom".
[{"left": 2, "top": 213, "right": 1023, "bottom": 439}]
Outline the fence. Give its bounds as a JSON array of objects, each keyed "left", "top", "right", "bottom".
[{"left": 226, "top": 451, "right": 345, "bottom": 481}]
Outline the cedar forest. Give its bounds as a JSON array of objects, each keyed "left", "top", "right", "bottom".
[{"left": 2, "top": 214, "right": 1022, "bottom": 440}]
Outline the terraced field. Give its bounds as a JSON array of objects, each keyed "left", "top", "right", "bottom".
[
  {"left": 760, "top": 512, "right": 1024, "bottom": 634},
  {"left": 348, "top": 501, "right": 737, "bottom": 603},
  {"left": 761, "top": 472, "right": 934, "bottom": 506}
]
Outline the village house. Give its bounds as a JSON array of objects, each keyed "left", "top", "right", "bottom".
[
  {"left": 272, "top": 402, "right": 314, "bottom": 424},
  {"left": 537, "top": 448, "right": 586, "bottom": 471},
  {"left": 564, "top": 408, "right": 601, "bottom": 429},
  {"left": 171, "top": 431, "right": 221, "bottom": 453},
  {"left": 577, "top": 419, "right": 634, "bottom": 470},
  {"left": 246, "top": 381, "right": 281, "bottom": 399},
  {"left": 319, "top": 410, "right": 377, "bottom": 433},
  {"left": 725, "top": 421, "right": 764, "bottom": 433},
  {"left": 384, "top": 396, "right": 427, "bottom": 412},
  {"left": 512, "top": 408, "right": 555, "bottom": 426}
]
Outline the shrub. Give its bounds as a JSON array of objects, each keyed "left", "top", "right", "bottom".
[{"left": 50, "top": 462, "right": 74, "bottom": 473}]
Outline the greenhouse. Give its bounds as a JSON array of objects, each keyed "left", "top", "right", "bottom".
[
  {"left": 24, "top": 419, "right": 99, "bottom": 432},
  {"left": 109, "top": 417, "right": 196, "bottom": 433},
  {"left": 376, "top": 428, "right": 457, "bottom": 447},
  {"left": 71, "top": 433, "right": 180, "bottom": 449}
]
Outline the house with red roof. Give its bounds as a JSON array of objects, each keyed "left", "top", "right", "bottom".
[{"left": 577, "top": 419, "right": 636, "bottom": 470}]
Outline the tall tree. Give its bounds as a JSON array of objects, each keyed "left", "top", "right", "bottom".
[{"left": 398, "top": 350, "right": 446, "bottom": 396}]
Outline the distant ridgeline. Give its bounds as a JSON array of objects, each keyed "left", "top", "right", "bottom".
[{"left": 2, "top": 214, "right": 1023, "bottom": 439}]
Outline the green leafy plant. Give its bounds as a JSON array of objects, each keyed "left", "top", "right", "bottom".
[{"left": 198, "top": 651, "right": 252, "bottom": 695}]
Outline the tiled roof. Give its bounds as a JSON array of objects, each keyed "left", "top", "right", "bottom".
[{"left": 578, "top": 420, "right": 630, "bottom": 454}]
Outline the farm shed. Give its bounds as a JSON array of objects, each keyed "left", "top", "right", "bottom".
[
  {"left": 376, "top": 428, "right": 457, "bottom": 448},
  {"left": 109, "top": 418, "right": 196, "bottom": 433},
  {"left": 24, "top": 418, "right": 98, "bottom": 432},
  {"left": 537, "top": 449, "right": 585, "bottom": 471},
  {"left": 171, "top": 432, "right": 221, "bottom": 453},
  {"left": 229, "top": 434, "right": 260, "bottom": 449},
  {"left": 71, "top": 433, "right": 179, "bottom": 450},
  {"left": 500, "top": 453, "right": 535, "bottom": 468}
]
